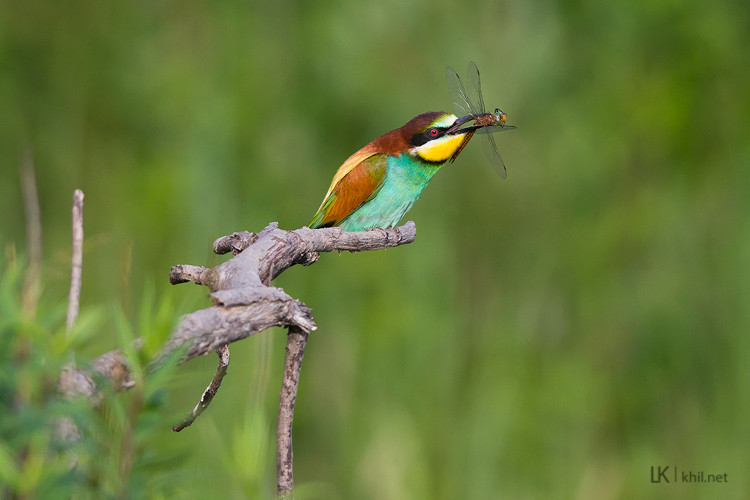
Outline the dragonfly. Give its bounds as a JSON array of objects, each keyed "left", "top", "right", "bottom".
[{"left": 446, "top": 61, "right": 516, "bottom": 178}]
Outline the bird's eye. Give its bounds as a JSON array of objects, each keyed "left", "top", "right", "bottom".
[{"left": 429, "top": 128, "right": 439, "bottom": 137}]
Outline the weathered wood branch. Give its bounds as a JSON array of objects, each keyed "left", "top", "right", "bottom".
[
  {"left": 59, "top": 220, "right": 417, "bottom": 497},
  {"left": 61, "top": 221, "right": 415, "bottom": 396},
  {"left": 157, "top": 222, "right": 415, "bottom": 364},
  {"left": 277, "top": 327, "right": 308, "bottom": 498},
  {"left": 156, "top": 285, "right": 316, "bottom": 364},
  {"left": 171, "top": 221, "right": 417, "bottom": 292}
]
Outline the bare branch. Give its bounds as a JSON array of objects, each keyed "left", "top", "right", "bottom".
[
  {"left": 169, "top": 264, "right": 215, "bottom": 287},
  {"left": 213, "top": 231, "right": 259, "bottom": 255},
  {"left": 160, "top": 222, "right": 415, "bottom": 362},
  {"left": 61, "top": 222, "right": 415, "bottom": 397},
  {"left": 277, "top": 327, "right": 308, "bottom": 498},
  {"left": 172, "top": 345, "right": 230, "bottom": 432},
  {"left": 67, "top": 189, "right": 85, "bottom": 333},
  {"left": 60, "top": 221, "right": 417, "bottom": 497},
  {"left": 156, "top": 287, "right": 315, "bottom": 366}
]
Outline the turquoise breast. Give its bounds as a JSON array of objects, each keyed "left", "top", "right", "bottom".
[{"left": 339, "top": 155, "right": 441, "bottom": 231}]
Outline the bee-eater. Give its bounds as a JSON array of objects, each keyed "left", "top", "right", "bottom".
[{"left": 309, "top": 111, "right": 507, "bottom": 231}]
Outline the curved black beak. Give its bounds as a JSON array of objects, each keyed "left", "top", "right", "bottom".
[
  {"left": 446, "top": 114, "right": 476, "bottom": 135},
  {"left": 448, "top": 112, "right": 516, "bottom": 136}
]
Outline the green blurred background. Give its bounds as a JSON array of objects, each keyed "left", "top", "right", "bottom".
[{"left": 2, "top": 0, "right": 749, "bottom": 498}]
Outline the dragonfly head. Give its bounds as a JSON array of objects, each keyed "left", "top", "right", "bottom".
[{"left": 493, "top": 108, "right": 508, "bottom": 126}]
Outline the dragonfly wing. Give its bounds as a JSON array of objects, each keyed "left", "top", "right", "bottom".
[
  {"left": 447, "top": 62, "right": 512, "bottom": 178},
  {"left": 476, "top": 124, "right": 517, "bottom": 134},
  {"left": 446, "top": 66, "right": 475, "bottom": 117},
  {"left": 481, "top": 132, "right": 507, "bottom": 178},
  {"left": 466, "top": 61, "right": 486, "bottom": 116}
]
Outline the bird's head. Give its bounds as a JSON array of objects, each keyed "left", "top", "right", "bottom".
[{"left": 401, "top": 111, "right": 481, "bottom": 164}]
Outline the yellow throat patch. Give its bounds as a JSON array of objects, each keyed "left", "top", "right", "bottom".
[{"left": 413, "top": 133, "right": 467, "bottom": 163}]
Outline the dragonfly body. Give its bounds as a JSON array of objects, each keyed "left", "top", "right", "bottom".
[{"left": 447, "top": 62, "right": 515, "bottom": 177}]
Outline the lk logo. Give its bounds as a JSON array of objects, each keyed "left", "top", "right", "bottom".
[{"left": 651, "top": 465, "right": 672, "bottom": 483}]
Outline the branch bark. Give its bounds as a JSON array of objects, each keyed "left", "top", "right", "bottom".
[
  {"left": 277, "top": 327, "right": 308, "bottom": 498},
  {"left": 59, "top": 220, "right": 417, "bottom": 497},
  {"left": 158, "top": 222, "right": 416, "bottom": 364}
]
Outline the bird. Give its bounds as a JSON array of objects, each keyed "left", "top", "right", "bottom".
[{"left": 309, "top": 110, "right": 503, "bottom": 231}]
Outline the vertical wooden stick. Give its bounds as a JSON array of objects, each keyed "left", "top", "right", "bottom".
[
  {"left": 277, "top": 326, "right": 308, "bottom": 498},
  {"left": 67, "top": 189, "right": 85, "bottom": 333}
]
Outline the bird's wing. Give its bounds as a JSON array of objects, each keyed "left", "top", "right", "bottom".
[{"left": 310, "top": 152, "right": 388, "bottom": 228}]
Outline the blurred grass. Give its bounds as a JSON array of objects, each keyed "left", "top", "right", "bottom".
[{"left": 2, "top": 0, "right": 749, "bottom": 498}]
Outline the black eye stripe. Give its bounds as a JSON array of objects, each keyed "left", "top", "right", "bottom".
[{"left": 410, "top": 127, "right": 447, "bottom": 147}]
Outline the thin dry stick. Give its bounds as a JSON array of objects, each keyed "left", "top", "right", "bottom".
[
  {"left": 172, "top": 345, "right": 230, "bottom": 432},
  {"left": 20, "top": 148, "right": 42, "bottom": 319},
  {"left": 277, "top": 326, "right": 308, "bottom": 498},
  {"left": 66, "top": 189, "right": 85, "bottom": 333},
  {"left": 55, "top": 190, "right": 86, "bottom": 443}
]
